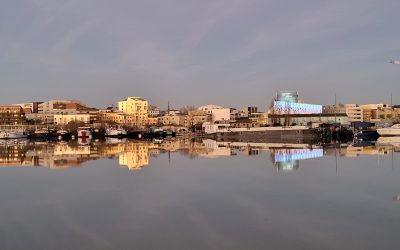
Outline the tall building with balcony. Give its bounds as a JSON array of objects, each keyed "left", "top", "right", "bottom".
[
  {"left": 0, "top": 105, "right": 26, "bottom": 125},
  {"left": 118, "top": 97, "right": 148, "bottom": 127}
]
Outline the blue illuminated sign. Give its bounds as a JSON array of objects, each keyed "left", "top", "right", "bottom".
[{"left": 274, "top": 101, "right": 322, "bottom": 114}]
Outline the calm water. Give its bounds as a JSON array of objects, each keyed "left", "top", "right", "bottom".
[{"left": 0, "top": 138, "right": 399, "bottom": 250}]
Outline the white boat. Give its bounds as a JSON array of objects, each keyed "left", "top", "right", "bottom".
[
  {"left": 77, "top": 127, "right": 92, "bottom": 139},
  {"left": 377, "top": 124, "right": 400, "bottom": 136},
  {"left": 0, "top": 131, "right": 28, "bottom": 139},
  {"left": 105, "top": 127, "right": 127, "bottom": 138}
]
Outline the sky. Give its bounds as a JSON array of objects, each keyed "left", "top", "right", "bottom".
[{"left": 1, "top": 0, "right": 399, "bottom": 110}]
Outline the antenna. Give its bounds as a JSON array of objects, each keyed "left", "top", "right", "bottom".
[{"left": 391, "top": 93, "right": 393, "bottom": 107}]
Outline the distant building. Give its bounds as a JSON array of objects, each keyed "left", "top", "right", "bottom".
[
  {"left": 239, "top": 106, "right": 258, "bottom": 118},
  {"left": 198, "top": 104, "right": 230, "bottom": 123},
  {"left": 322, "top": 104, "right": 346, "bottom": 114},
  {"left": 158, "top": 114, "right": 188, "bottom": 127},
  {"left": 13, "top": 102, "right": 42, "bottom": 114},
  {"left": 198, "top": 105, "right": 223, "bottom": 115},
  {"left": 118, "top": 97, "right": 148, "bottom": 127},
  {"left": 148, "top": 105, "right": 160, "bottom": 117},
  {"left": 188, "top": 110, "right": 209, "bottom": 127}
]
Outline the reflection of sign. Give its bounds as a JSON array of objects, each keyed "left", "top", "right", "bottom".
[
  {"left": 275, "top": 148, "right": 323, "bottom": 162},
  {"left": 274, "top": 101, "right": 322, "bottom": 114}
]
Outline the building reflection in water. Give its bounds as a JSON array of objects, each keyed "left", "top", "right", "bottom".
[{"left": 0, "top": 138, "right": 398, "bottom": 171}]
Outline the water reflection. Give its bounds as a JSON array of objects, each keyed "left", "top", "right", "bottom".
[{"left": 0, "top": 138, "right": 397, "bottom": 172}]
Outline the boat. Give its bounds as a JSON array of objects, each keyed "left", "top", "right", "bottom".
[
  {"left": 0, "top": 131, "right": 28, "bottom": 139},
  {"left": 377, "top": 124, "right": 400, "bottom": 136},
  {"left": 105, "top": 127, "right": 127, "bottom": 138},
  {"left": 77, "top": 127, "right": 92, "bottom": 139},
  {"left": 203, "top": 123, "right": 318, "bottom": 142},
  {"left": 30, "top": 127, "right": 56, "bottom": 140}
]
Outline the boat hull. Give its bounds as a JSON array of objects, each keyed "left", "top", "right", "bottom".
[{"left": 377, "top": 128, "right": 400, "bottom": 136}]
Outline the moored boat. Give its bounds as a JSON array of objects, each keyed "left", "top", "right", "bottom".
[
  {"left": 77, "top": 127, "right": 92, "bottom": 139},
  {"left": 204, "top": 123, "right": 318, "bottom": 142},
  {"left": 30, "top": 127, "right": 56, "bottom": 140},
  {"left": 377, "top": 124, "right": 400, "bottom": 136},
  {"left": 105, "top": 127, "right": 127, "bottom": 138}
]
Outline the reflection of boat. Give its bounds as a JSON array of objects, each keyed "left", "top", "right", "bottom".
[
  {"left": 78, "top": 137, "right": 91, "bottom": 145},
  {"left": 0, "top": 138, "right": 28, "bottom": 145},
  {"left": 56, "top": 129, "right": 71, "bottom": 140},
  {"left": 377, "top": 136, "right": 400, "bottom": 146},
  {"left": 152, "top": 138, "right": 163, "bottom": 144},
  {"left": 30, "top": 127, "right": 56, "bottom": 139},
  {"left": 353, "top": 122, "right": 378, "bottom": 140},
  {"left": 105, "top": 137, "right": 126, "bottom": 144},
  {"left": 77, "top": 127, "right": 92, "bottom": 139},
  {"left": 105, "top": 127, "right": 127, "bottom": 138},
  {"left": 377, "top": 124, "right": 400, "bottom": 136},
  {"left": 0, "top": 131, "right": 28, "bottom": 139}
]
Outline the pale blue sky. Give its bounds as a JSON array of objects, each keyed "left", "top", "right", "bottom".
[{"left": 1, "top": 0, "right": 399, "bottom": 110}]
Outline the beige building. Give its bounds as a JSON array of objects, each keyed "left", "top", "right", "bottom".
[
  {"left": 118, "top": 97, "right": 148, "bottom": 127},
  {"left": 345, "top": 104, "right": 363, "bottom": 122},
  {"left": 158, "top": 114, "right": 188, "bottom": 127},
  {"left": 188, "top": 110, "right": 209, "bottom": 127}
]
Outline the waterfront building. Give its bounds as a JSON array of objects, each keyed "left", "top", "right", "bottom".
[
  {"left": 54, "top": 113, "right": 91, "bottom": 125},
  {"left": 322, "top": 104, "right": 346, "bottom": 114},
  {"left": 360, "top": 104, "right": 390, "bottom": 122},
  {"left": 52, "top": 102, "right": 98, "bottom": 125},
  {"left": 250, "top": 112, "right": 268, "bottom": 125},
  {"left": 37, "top": 100, "right": 74, "bottom": 124},
  {"left": 188, "top": 110, "right": 209, "bottom": 128},
  {"left": 158, "top": 114, "right": 188, "bottom": 127},
  {"left": 118, "top": 97, "right": 148, "bottom": 128},
  {"left": 197, "top": 104, "right": 230, "bottom": 123},
  {"left": 272, "top": 91, "right": 322, "bottom": 116},
  {"left": 345, "top": 104, "right": 363, "bottom": 122},
  {"left": 239, "top": 107, "right": 258, "bottom": 118},
  {"left": 198, "top": 105, "right": 224, "bottom": 115},
  {"left": 147, "top": 117, "right": 159, "bottom": 126},
  {"left": 99, "top": 111, "right": 143, "bottom": 126},
  {"left": 13, "top": 102, "right": 42, "bottom": 114},
  {"left": 0, "top": 105, "right": 26, "bottom": 125},
  {"left": 148, "top": 105, "right": 161, "bottom": 117}
]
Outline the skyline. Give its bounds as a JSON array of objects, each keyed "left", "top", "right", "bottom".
[{"left": 1, "top": 0, "right": 400, "bottom": 109}]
